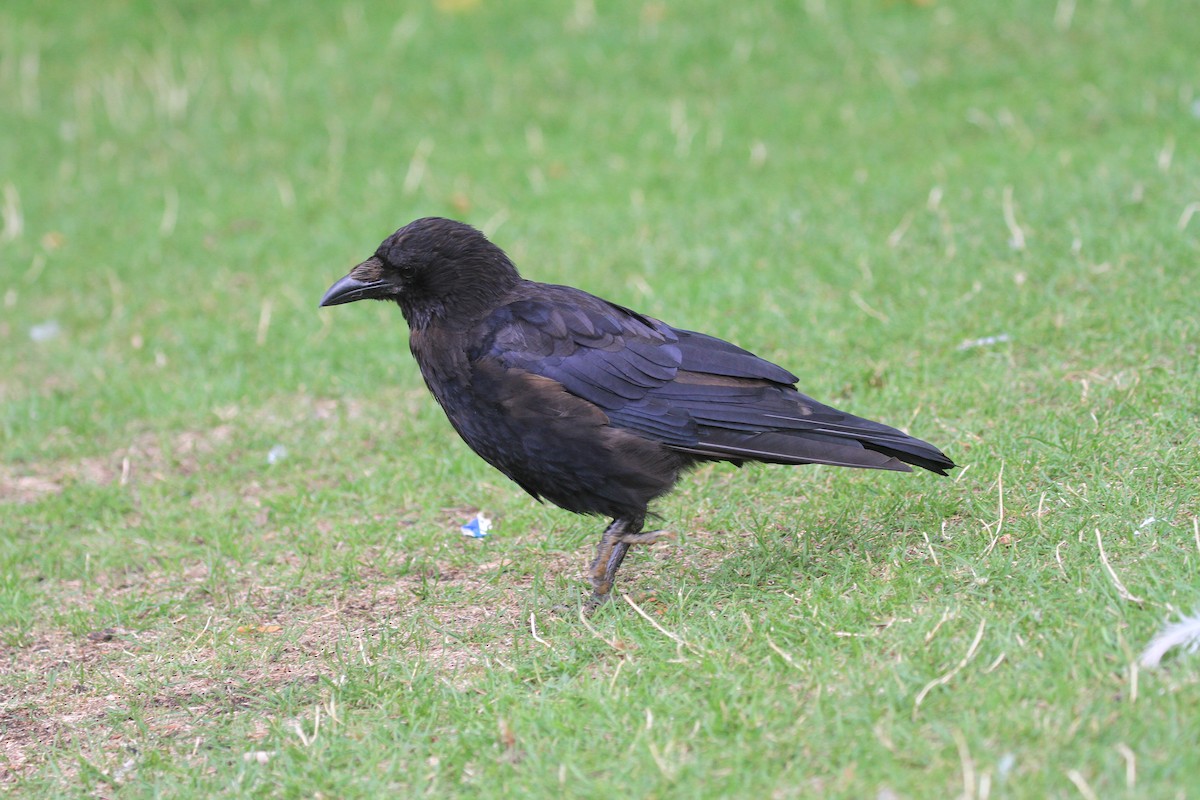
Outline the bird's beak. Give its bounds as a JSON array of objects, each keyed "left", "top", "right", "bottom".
[{"left": 319, "top": 256, "right": 390, "bottom": 307}]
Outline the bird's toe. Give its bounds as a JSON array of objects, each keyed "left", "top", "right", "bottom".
[{"left": 612, "top": 529, "right": 670, "bottom": 545}]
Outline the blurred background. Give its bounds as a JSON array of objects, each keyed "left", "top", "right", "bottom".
[{"left": 3, "top": 1, "right": 1195, "bottom": 447}]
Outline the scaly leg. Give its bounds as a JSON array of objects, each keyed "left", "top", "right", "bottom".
[
  {"left": 587, "top": 515, "right": 662, "bottom": 606},
  {"left": 587, "top": 518, "right": 630, "bottom": 602}
]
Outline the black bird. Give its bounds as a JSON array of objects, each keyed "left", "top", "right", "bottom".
[{"left": 320, "top": 218, "right": 954, "bottom": 604}]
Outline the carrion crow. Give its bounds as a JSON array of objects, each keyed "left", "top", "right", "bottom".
[{"left": 320, "top": 217, "right": 955, "bottom": 605}]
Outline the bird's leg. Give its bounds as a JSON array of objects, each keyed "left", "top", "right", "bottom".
[
  {"left": 588, "top": 515, "right": 659, "bottom": 606},
  {"left": 600, "top": 541, "right": 632, "bottom": 595},
  {"left": 587, "top": 518, "right": 627, "bottom": 603}
]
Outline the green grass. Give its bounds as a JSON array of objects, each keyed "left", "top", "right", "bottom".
[{"left": 3, "top": 0, "right": 1199, "bottom": 796}]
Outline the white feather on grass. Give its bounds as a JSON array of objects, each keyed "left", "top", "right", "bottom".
[{"left": 1139, "top": 611, "right": 1200, "bottom": 668}]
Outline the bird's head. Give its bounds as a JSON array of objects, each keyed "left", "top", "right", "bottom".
[{"left": 319, "top": 217, "right": 521, "bottom": 329}]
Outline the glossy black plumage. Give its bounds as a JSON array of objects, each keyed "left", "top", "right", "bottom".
[{"left": 320, "top": 217, "right": 955, "bottom": 603}]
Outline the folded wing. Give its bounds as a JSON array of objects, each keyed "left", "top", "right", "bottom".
[{"left": 478, "top": 285, "right": 954, "bottom": 475}]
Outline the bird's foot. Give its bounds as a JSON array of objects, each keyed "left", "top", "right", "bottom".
[
  {"left": 584, "top": 517, "right": 659, "bottom": 611},
  {"left": 585, "top": 531, "right": 670, "bottom": 608},
  {"left": 583, "top": 590, "right": 613, "bottom": 612},
  {"left": 587, "top": 571, "right": 620, "bottom": 607}
]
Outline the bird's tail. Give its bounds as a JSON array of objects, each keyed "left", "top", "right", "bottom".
[{"left": 670, "top": 398, "right": 955, "bottom": 476}]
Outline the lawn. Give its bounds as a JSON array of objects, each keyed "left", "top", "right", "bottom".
[{"left": 2, "top": 0, "right": 1198, "bottom": 796}]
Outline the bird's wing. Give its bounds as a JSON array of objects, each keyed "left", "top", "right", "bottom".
[
  {"left": 479, "top": 293, "right": 681, "bottom": 406},
  {"left": 477, "top": 289, "right": 951, "bottom": 474}
]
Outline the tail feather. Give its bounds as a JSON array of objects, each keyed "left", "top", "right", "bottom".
[{"left": 674, "top": 424, "right": 954, "bottom": 475}]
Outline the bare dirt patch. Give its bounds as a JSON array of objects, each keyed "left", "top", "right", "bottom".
[
  {"left": 0, "top": 392, "right": 379, "bottom": 505},
  {"left": 0, "top": 552, "right": 534, "bottom": 785},
  {"left": 0, "top": 527, "right": 744, "bottom": 788},
  {"left": 0, "top": 425, "right": 236, "bottom": 505},
  {"left": 0, "top": 468, "right": 64, "bottom": 504}
]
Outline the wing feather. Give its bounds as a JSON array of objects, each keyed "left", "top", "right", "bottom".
[{"left": 476, "top": 284, "right": 954, "bottom": 475}]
